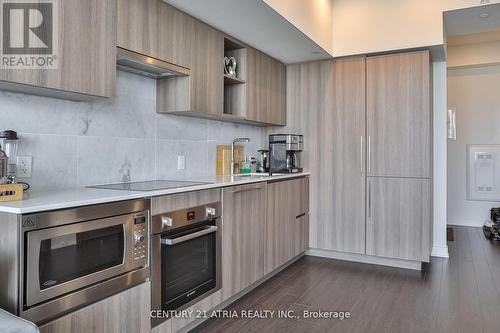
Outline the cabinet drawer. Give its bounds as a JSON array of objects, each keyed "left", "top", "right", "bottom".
[
  {"left": 39, "top": 282, "right": 150, "bottom": 333},
  {"left": 151, "top": 189, "right": 221, "bottom": 215}
]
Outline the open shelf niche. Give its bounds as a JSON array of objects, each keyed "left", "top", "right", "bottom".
[{"left": 223, "top": 37, "right": 247, "bottom": 118}]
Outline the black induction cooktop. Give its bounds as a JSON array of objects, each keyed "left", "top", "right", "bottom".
[{"left": 87, "top": 180, "right": 212, "bottom": 191}]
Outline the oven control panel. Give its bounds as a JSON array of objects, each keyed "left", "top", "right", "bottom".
[{"left": 133, "top": 214, "right": 147, "bottom": 260}]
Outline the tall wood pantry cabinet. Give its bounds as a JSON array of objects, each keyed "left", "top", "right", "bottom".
[
  {"left": 365, "top": 51, "right": 432, "bottom": 261},
  {"left": 286, "top": 50, "right": 431, "bottom": 264}
]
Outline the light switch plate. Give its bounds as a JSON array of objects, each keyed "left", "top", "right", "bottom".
[
  {"left": 177, "top": 155, "right": 186, "bottom": 170},
  {"left": 17, "top": 156, "right": 32, "bottom": 178}
]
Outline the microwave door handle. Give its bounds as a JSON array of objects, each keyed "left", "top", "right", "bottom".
[{"left": 161, "top": 225, "right": 218, "bottom": 245}]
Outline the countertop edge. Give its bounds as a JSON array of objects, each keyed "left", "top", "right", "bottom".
[{"left": 0, "top": 173, "right": 310, "bottom": 215}]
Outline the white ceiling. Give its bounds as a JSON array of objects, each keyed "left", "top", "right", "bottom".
[
  {"left": 445, "top": 2, "right": 500, "bottom": 36},
  {"left": 164, "top": 0, "right": 332, "bottom": 64}
]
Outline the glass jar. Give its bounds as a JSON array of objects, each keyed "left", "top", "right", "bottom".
[
  {"left": 0, "top": 144, "right": 7, "bottom": 184},
  {"left": 239, "top": 155, "right": 252, "bottom": 174},
  {"left": 0, "top": 130, "right": 19, "bottom": 177}
]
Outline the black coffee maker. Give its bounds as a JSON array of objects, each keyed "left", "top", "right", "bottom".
[{"left": 268, "top": 134, "right": 303, "bottom": 174}]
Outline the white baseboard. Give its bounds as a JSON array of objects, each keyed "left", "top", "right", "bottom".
[
  {"left": 305, "top": 248, "right": 422, "bottom": 271},
  {"left": 447, "top": 219, "right": 484, "bottom": 227},
  {"left": 431, "top": 244, "right": 449, "bottom": 258}
]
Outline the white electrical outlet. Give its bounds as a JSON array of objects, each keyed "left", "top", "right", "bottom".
[
  {"left": 177, "top": 155, "right": 186, "bottom": 170},
  {"left": 17, "top": 156, "right": 32, "bottom": 178}
]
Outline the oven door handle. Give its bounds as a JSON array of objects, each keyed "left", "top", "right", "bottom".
[{"left": 161, "top": 225, "right": 218, "bottom": 245}]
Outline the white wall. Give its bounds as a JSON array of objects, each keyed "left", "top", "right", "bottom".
[
  {"left": 331, "top": 0, "right": 500, "bottom": 57},
  {"left": 433, "top": 62, "right": 449, "bottom": 258},
  {"left": 447, "top": 40, "right": 500, "bottom": 68},
  {"left": 447, "top": 64, "right": 500, "bottom": 226},
  {"left": 263, "top": 0, "right": 334, "bottom": 55}
]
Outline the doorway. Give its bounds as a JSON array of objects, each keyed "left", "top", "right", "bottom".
[{"left": 444, "top": 3, "right": 500, "bottom": 234}]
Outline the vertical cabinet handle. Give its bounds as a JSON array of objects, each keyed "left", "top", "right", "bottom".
[
  {"left": 367, "top": 135, "right": 371, "bottom": 174},
  {"left": 368, "top": 180, "right": 372, "bottom": 219},
  {"left": 360, "top": 136, "right": 364, "bottom": 174}
]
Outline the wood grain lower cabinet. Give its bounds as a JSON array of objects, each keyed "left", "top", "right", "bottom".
[
  {"left": 0, "top": 0, "right": 116, "bottom": 99},
  {"left": 39, "top": 282, "right": 151, "bottom": 333},
  {"left": 265, "top": 178, "right": 308, "bottom": 274},
  {"left": 222, "top": 183, "right": 266, "bottom": 301},
  {"left": 294, "top": 213, "right": 309, "bottom": 256},
  {"left": 366, "top": 177, "right": 431, "bottom": 262}
]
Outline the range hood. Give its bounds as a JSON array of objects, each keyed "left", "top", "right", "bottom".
[{"left": 116, "top": 47, "right": 190, "bottom": 79}]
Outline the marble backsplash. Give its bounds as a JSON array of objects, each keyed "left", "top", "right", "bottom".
[{"left": 0, "top": 71, "right": 264, "bottom": 191}]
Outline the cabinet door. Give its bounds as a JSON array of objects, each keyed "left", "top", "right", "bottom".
[
  {"left": 297, "top": 176, "right": 309, "bottom": 217},
  {"left": 0, "top": 0, "right": 116, "bottom": 98},
  {"left": 246, "top": 48, "right": 286, "bottom": 125},
  {"left": 265, "top": 178, "right": 306, "bottom": 274},
  {"left": 158, "top": 3, "right": 193, "bottom": 68},
  {"left": 117, "top": 0, "right": 192, "bottom": 68},
  {"left": 117, "top": 0, "right": 160, "bottom": 59},
  {"left": 286, "top": 59, "right": 365, "bottom": 254},
  {"left": 366, "top": 51, "right": 431, "bottom": 178},
  {"left": 39, "top": 282, "right": 151, "bottom": 333},
  {"left": 326, "top": 58, "right": 367, "bottom": 254},
  {"left": 294, "top": 213, "right": 309, "bottom": 256},
  {"left": 189, "top": 20, "right": 224, "bottom": 116},
  {"left": 366, "top": 177, "right": 431, "bottom": 262},
  {"left": 222, "top": 183, "right": 266, "bottom": 301},
  {"left": 269, "top": 57, "right": 287, "bottom": 125}
]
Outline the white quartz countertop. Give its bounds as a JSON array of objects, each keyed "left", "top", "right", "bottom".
[{"left": 0, "top": 173, "right": 310, "bottom": 214}]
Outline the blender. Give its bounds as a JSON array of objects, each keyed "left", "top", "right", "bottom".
[{"left": 0, "top": 130, "right": 19, "bottom": 183}]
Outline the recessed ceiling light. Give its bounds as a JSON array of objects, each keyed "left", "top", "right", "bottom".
[{"left": 479, "top": 12, "right": 490, "bottom": 18}]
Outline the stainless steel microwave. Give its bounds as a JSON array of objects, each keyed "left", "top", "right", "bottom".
[{"left": 19, "top": 199, "right": 150, "bottom": 324}]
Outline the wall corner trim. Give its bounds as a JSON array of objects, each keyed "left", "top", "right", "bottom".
[{"left": 431, "top": 245, "right": 449, "bottom": 258}]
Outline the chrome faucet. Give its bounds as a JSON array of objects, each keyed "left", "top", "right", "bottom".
[{"left": 231, "top": 137, "right": 250, "bottom": 175}]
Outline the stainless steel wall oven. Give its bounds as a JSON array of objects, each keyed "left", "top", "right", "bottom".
[
  {"left": 151, "top": 202, "right": 222, "bottom": 327},
  {"left": 19, "top": 199, "right": 150, "bottom": 324}
]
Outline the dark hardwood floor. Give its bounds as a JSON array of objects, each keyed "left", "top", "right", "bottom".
[{"left": 193, "top": 226, "right": 500, "bottom": 333}]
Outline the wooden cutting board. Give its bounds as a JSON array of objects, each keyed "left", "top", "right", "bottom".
[
  {"left": 216, "top": 145, "right": 243, "bottom": 175},
  {"left": 0, "top": 184, "right": 23, "bottom": 202}
]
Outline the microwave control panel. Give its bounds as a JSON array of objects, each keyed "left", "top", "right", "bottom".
[{"left": 133, "top": 214, "right": 147, "bottom": 260}]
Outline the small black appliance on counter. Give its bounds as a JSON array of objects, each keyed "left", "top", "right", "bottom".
[{"left": 269, "top": 134, "right": 303, "bottom": 174}]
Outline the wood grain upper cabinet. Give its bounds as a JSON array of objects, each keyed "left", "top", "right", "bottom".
[
  {"left": 39, "top": 282, "right": 151, "bottom": 333},
  {"left": 366, "top": 177, "right": 431, "bottom": 262},
  {"left": 117, "top": 0, "right": 193, "bottom": 68},
  {"left": 222, "top": 183, "right": 266, "bottom": 301},
  {"left": 156, "top": 19, "right": 223, "bottom": 116},
  {"left": 265, "top": 177, "right": 308, "bottom": 274},
  {"left": 189, "top": 20, "right": 224, "bottom": 116},
  {"left": 0, "top": 0, "right": 116, "bottom": 99},
  {"left": 366, "top": 50, "right": 431, "bottom": 178},
  {"left": 246, "top": 48, "right": 286, "bottom": 125}
]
